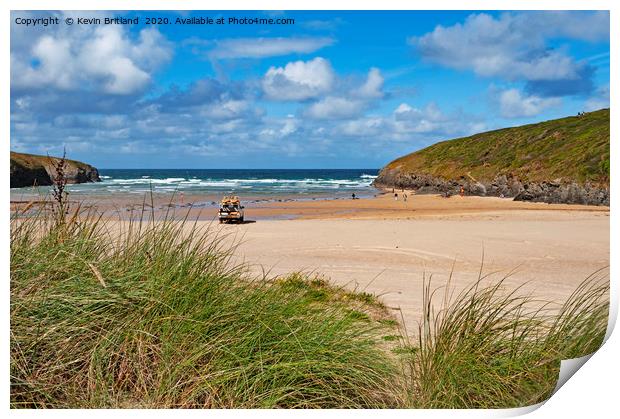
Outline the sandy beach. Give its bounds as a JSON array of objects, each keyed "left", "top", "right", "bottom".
[
  {"left": 186, "top": 192, "right": 609, "bottom": 332},
  {"left": 12, "top": 190, "right": 610, "bottom": 332}
]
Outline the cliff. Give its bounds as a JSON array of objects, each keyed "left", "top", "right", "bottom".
[
  {"left": 374, "top": 109, "right": 610, "bottom": 205},
  {"left": 10, "top": 151, "right": 101, "bottom": 188}
]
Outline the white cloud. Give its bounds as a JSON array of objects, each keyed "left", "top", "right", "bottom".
[
  {"left": 394, "top": 102, "right": 444, "bottom": 123},
  {"left": 355, "top": 68, "right": 384, "bottom": 99},
  {"left": 338, "top": 117, "right": 385, "bottom": 137},
  {"left": 262, "top": 57, "right": 335, "bottom": 101},
  {"left": 200, "top": 99, "right": 251, "bottom": 120},
  {"left": 497, "top": 88, "right": 561, "bottom": 118},
  {"left": 305, "top": 96, "right": 365, "bottom": 119},
  {"left": 512, "top": 11, "right": 609, "bottom": 42},
  {"left": 280, "top": 116, "right": 298, "bottom": 136},
  {"left": 11, "top": 22, "right": 172, "bottom": 95},
  {"left": 409, "top": 12, "right": 606, "bottom": 83},
  {"left": 209, "top": 37, "right": 334, "bottom": 59}
]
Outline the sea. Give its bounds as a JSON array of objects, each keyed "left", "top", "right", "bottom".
[{"left": 11, "top": 169, "right": 381, "bottom": 200}]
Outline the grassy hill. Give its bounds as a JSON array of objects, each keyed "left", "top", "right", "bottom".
[
  {"left": 380, "top": 109, "right": 609, "bottom": 186},
  {"left": 10, "top": 151, "right": 100, "bottom": 188}
]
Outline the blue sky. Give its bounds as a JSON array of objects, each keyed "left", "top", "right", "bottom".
[{"left": 10, "top": 10, "right": 610, "bottom": 169}]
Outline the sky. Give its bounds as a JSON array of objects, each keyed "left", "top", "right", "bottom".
[{"left": 10, "top": 10, "right": 610, "bottom": 169}]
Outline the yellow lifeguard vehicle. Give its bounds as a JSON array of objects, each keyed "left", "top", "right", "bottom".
[{"left": 218, "top": 196, "right": 245, "bottom": 223}]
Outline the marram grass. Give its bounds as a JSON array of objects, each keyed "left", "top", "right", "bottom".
[
  {"left": 10, "top": 202, "right": 609, "bottom": 408},
  {"left": 404, "top": 269, "right": 609, "bottom": 408}
]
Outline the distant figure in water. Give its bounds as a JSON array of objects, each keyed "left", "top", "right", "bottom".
[
  {"left": 394, "top": 193, "right": 398, "bottom": 201},
  {"left": 352, "top": 193, "right": 356, "bottom": 200},
  {"left": 460, "top": 186, "right": 465, "bottom": 197}
]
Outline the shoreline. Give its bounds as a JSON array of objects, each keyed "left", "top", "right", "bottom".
[{"left": 10, "top": 187, "right": 610, "bottom": 222}]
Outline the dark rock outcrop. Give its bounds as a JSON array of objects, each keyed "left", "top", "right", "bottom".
[
  {"left": 10, "top": 158, "right": 53, "bottom": 188},
  {"left": 373, "top": 169, "right": 609, "bottom": 206},
  {"left": 10, "top": 152, "right": 101, "bottom": 188}
]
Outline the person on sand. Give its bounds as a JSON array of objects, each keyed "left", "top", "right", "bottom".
[
  {"left": 460, "top": 186, "right": 465, "bottom": 197},
  {"left": 352, "top": 193, "right": 356, "bottom": 200},
  {"left": 394, "top": 193, "right": 398, "bottom": 201},
  {"left": 404, "top": 193, "right": 408, "bottom": 202}
]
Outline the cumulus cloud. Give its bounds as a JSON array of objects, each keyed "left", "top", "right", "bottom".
[
  {"left": 355, "top": 68, "right": 384, "bottom": 99},
  {"left": 200, "top": 99, "right": 253, "bottom": 120},
  {"left": 392, "top": 102, "right": 452, "bottom": 134},
  {"left": 497, "top": 88, "right": 561, "bottom": 118},
  {"left": 305, "top": 96, "right": 366, "bottom": 119},
  {"left": 511, "top": 11, "right": 609, "bottom": 42},
  {"left": 262, "top": 57, "right": 335, "bottom": 101},
  {"left": 333, "top": 102, "right": 486, "bottom": 144},
  {"left": 394, "top": 102, "right": 444, "bottom": 124},
  {"left": 11, "top": 19, "right": 172, "bottom": 95},
  {"left": 409, "top": 11, "right": 607, "bottom": 96},
  {"left": 279, "top": 116, "right": 298, "bottom": 137},
  {"left": 337, "top": 117, "right": 386, "bottom": 137},
  {"left": 292, "top": 66, "right": 385, "bottom": 119},
  {"left": 208, "top": 37, "right": 334, "bottom": 59}
]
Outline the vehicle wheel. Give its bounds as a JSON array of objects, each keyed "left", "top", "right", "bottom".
[
  {"left": 219, "top": 219, "right": 223, "bottom": 224},
  {"left": 239, "top": 216, "right": 244, "bottom": 223}
]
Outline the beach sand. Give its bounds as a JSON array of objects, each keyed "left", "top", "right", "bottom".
[
  {"left": 194, "top": 192, "right": 609, "bottom": 333},
  {"left": 13, "top": 191, "right": 609, "bottom": 332}
]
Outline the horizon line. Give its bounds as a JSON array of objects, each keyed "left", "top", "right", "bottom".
[{"left": 97, "top": 168, "right": 382, "bottom": 170}]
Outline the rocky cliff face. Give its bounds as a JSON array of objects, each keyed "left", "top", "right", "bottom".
[
  {"left": 373, "top": 169, "right": 609, "bottom": 206},
  {"left": 10, "top": 152, "right": 101, "bottom": 189}
]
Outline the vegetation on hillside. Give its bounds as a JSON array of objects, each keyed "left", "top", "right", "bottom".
[
  {"left": 10, "top": 151, "right": 95, "bottom": 173},
  {"left": 383, "top": 108, "right": 610, "bottom": 185}
]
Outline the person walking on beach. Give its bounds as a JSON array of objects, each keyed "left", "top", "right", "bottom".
[
  {"left": 352, "top": 193, "right": 356, "bottom": 200},
  {"left": 459, "top": 186, "right": 465, "bottom": 197},
  {"left": 394, "top": 193, "right": 398, "bottom": 201},
  {"left": 404, "top": 193, "right": 408, "bottom": 202}
]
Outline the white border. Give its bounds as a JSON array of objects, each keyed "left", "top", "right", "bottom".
[{"left": 3, "top": 1, "right": 617, "bottom": 418}]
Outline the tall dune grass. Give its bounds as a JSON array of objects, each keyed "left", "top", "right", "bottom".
[
  {"left": 10, "top": 198, "right": 608, "bottom": 408},
  {"left": 405, "top": 270, "right": 609, "bottom": 408},
  {"left": 10, "top": 206, "right": 406, "bottom": 408}
]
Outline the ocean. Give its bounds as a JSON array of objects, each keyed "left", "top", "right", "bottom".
[{"left": 11, "top": 169, "right": 380, "bottom": 199}]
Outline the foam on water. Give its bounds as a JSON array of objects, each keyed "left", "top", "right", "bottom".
[{"left": 11, "top": 169, "right": 380, "bottom": 198}]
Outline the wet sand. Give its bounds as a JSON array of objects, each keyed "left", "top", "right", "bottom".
[{"left": 12, "top": 189, "right": 608, "bottom": 220}]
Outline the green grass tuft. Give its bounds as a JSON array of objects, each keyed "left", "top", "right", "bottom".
[
  {"left": 403, "top": 271, "right": 609, "bottom": 408},
  {"left": 10, "top": 209, "right": 406, "bottom": 408}
]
